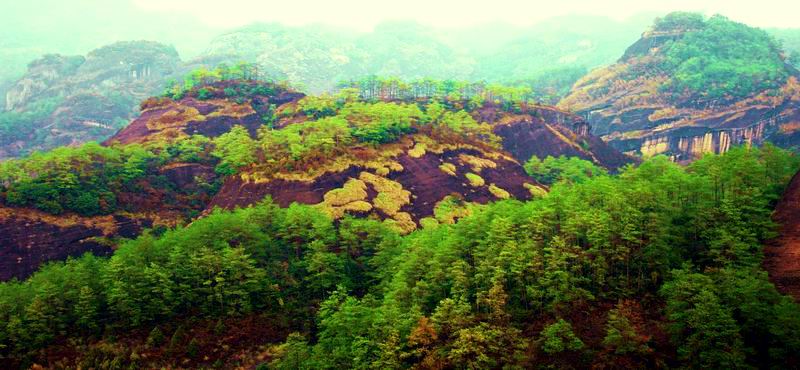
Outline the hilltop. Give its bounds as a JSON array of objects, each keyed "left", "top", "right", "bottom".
[
  {"left": 0, "top": 41, "right": 183, "bottom": 159},
  {"left": 0, "top": 68, "right": 630, "bottom": 280},
  {"left": 0, "top": 17, "right": 650, "bottom": 159},
  {"left": 558, "top": 12, "right": 800, "bottom": 160}
]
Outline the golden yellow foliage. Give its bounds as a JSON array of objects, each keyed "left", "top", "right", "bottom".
[
  {"left": 524, "top": 183, "right": 548, "bottom": 198},
  {"left": 360, "top": 172, "right": 411, "bottom": 216},
  {"left": 433, "top": 195, "right": 475, "bottom": 224},
  {"left": 317, "top": 200, "right": 374, "bottom": 219},
  {"left": 458, "top": 154, "right": 496, "bottom": 172},
  {"left": 465, "top": 173, "right": 485, "bottom": 187},
  {"left": 648, "top": 107, "right": 679, "bottom": 122},
  {"left": 408, "top": 142, "right": 427, "bottom": 158},
  {"left": 488, "top": 184, "right": 511, "bottom": 199},
  {"left": 383, "top": 211, "right": 417, "bottom": 234},
  {"left": 439, "top": 162, "right": 457, "bottom": 176},
  {"left": 146, "top": 106, "right": 205, "bottom": 131},
  {"left": 207, "top": 100, "right": 257, "bottom": 118},
  {"left": 322, "top": 178, "right": 368, "bottom": 206}
]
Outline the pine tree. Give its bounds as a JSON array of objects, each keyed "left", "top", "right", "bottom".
[{"left": 539, "top": 319, "right": 584, "bottom": 354}]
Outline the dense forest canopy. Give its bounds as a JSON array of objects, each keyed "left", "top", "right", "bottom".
[
  {"left": 0, "top": 71, "right": 540, "bottom": 218},
  {"left": 3, "top": 4, "right": 800, "bottom": 368},
  {"left": 1, "top": 145, "right": 799, "bottom": 368},
  {"left": 658, "top": 15, "right": 789, "bottom": 99}
]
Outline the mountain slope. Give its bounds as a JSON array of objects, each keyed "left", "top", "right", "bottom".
[
  {"left": 0, "top": 75, "right": 631, "bottom": 280},
  {"left": 558, "top": 12, "right": 800, "bottom": 160},
  {"left": 0, "top": 41, "right": 182, "bottom": 159},
  {"left": 766, "top": 170, "right": 800, "bottom": 301},
  {"left": 1, "top": 16, "right": 649, "bottom": 159}
]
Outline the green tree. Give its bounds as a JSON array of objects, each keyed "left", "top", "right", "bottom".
[{"left": 539, "top": 319, "right": 584, "bottom": 354}]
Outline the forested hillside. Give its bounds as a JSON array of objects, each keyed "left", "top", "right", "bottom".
[
  {"left": 3, "top": 6, "right": 800, "bottom": 370},
  {"left": 0, "top": 15, "right": 645, "bottom": 159},
  {"left": 0, "top": 68, "right": 627, "bottom": 281},
  {"left": 1, "top": 144, "right": 798, "bottom": 368},
  {"left": 559, "top": 12, "right": 800, "bottom": 160}
]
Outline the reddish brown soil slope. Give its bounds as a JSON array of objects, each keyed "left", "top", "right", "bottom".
[
  {"left": 208, "top": 148, "right": 536, "bottom": 222},
  {"left": 0, "top": 209, "right": 153, "bottom": 280},
  {"left": 765, "top": 171, "right": 800, "bottom": 300}
]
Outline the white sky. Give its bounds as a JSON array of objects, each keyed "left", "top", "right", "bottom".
[{"left": 132, "top": 0, "right": 800, "bottom": 30}]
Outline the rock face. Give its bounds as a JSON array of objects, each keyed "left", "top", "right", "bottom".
[
  {"left": 765, "top": 171, "right": 800, "bottom": 301},
  {"left": 484, "top": 105, "right": 633, "bottom": 169},
  {"left": 106, "top": 82, "right": 304, "bottom": 145},
  {"left": 558, "top": 21, "right": 800, "bottom": 161},
  {"left": 1, "top": 41, "right": 181, "bottom": 158},
  {"left": 1, "top": 79, "right": 631, "bottom": 280},
  {"left": 209, "top": 148, "right": 537, "bottom": 222},
  {"left": 0, "top": 208, "right": 153, "bottom": 280}
]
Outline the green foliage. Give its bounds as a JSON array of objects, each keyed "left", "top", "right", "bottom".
[
  {"left": 164, "top": 62, "right": 269, "bottom": 100},
  {"left": 146, "top": 326, "right": 165, "bottom": 347},
  {"left": 0, "top": 142, "right": 161, "bottom": 215},
  {"left": 259, "top": 117, "right": 352, "bottom": 162},
  {"left": 268, "top": 333, "right": 313, "bottom": 370},
  {"left": 653, "top": 12, "right": 706, "bottom": 32},
  {"left": 0, "top": 199, "right": 403, "bottom": 358},
  {"left": 340, "top": 101, "right": 421, "bottom": 144},
  {"left": 212, "top": 125, "right": 257, "bottom": 175},
  {"left": 661, "top": 15, "right": 788, "bottom": 99},
  {"left": 298, "top": 94, "right": 340, "bottom": 119},
  {"left": 525, "top": 155, "right": 607, "bottom": 184},
  {"left": 511, "top": 66, "right": 588, "bottom": 104},
  {"left": 539, "top": 319, "right": 584, "bottom": 354},
  {"left": 340, "top": 76, "right": 541, "bottom": 106},
  {"left": 660, "top": 269, "right": 747, "bottom": 368},
  {"left": 602, "top": 301, "right": 651, "bottom": 355},
  {"left": 1, "top": 145, "right": 799, "bottom": 368},
  {"left": 186, "top": 338, "right": 200, "bottom": 358}
]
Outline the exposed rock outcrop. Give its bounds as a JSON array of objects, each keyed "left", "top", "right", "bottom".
[
  {"left": 559, "top": 17, "right": 800, "bottom": 161},
  {"left": 209, "top": 147, "right": 538, "bottom": 223},
  {"left": 1, "top": 41, "right": 182, "bottom": 158},
  {"left": 0, "top": 207, "right": 154, "bottom": 280},
  {"left": 765, "top": 171, "right": 800, "bottom": 301},
  {"left": 2, "top": 79, "right": 631, "bottom": 280},
  {"left": 487, "top": 105, "right": 633, "bottom": 169}
]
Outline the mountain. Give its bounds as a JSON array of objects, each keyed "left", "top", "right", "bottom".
[
  {"left": 0, "top": 73, "right": 629, "bottom": 281},
  {"left": 0, "top": 17, "right": 642, "bottom": 159},
  {"left": 765, "top": 169, "right": 800, "bottom": 301},
  {"left": 769, "top": 28, "right": 800, "bottom": 67},
  {"left": 0, "top": 0, "right": 221, "bottom": 85},
  {"left": 3, "top": 11, "right": 800, "bottom": 370},
  {"left": 470, "top": 14, "right": 652, "bottom": 83},
  {"left": 0, "top": 41, "right": 183, "bottom": 159},
  {"left": 2, "top": 114, "right": 797, "bottom": 368},
  {"left": 558, "top": 12, "right": 800, "bottom": 160},
  {"left": 197, "top": 17, "right": 650, "bottom": 92}
]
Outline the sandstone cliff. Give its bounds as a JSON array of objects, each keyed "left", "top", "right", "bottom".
[
  {"left": 0, "top": 41, "right": 181, "bottom": 158},
  {"left": 559, "top": 14, "right": 800, "bottom": 161}
]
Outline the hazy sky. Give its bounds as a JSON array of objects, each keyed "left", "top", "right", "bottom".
[{"left": 132, "top": 0, "right": 800, "bottom": 30}]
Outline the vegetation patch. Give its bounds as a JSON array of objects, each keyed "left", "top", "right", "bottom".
[
  {"left": 488, "top": 184, "right": 511, "bottom": 199},
  {"left": 465, "top": 172, "right": 485, "bottom": 187},
  {"left": 433, "top": 195, "right": 475, "bottom": 224},
  {"left": 408, "top": 142, "right": 427, "bottom": 158},
  {"left": 322, "top": 178, "right": 368, "bottom": 207},
  {"left": 458, "top": 153, "right": 497, "bottom": 172},
  {"left": 360, "top": 172, "right": 411, "bottom": 216},
  {"left": 383, "top": 211, "right": 417, "bottom": 234},
  {"left": 524, "top": 183, "right": 548, "bottom": 198},
  {"left": 439, "top": 162, "right": 457, "bottom": 176}
]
